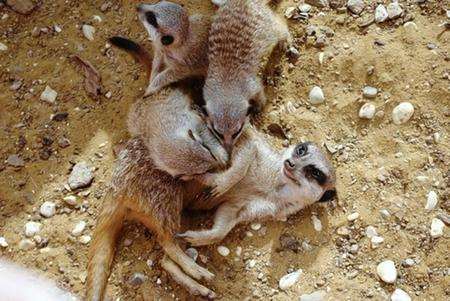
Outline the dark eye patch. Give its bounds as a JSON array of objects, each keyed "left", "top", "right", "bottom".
[
  {"left": 145, "top": 11, "right": 158, "bottom": 28},
  {"left": 318, "top": 189, "right": 336, "bottom": 202},
  {"left": 304, "top": 164, "right": 327, "bottom": 185},
  {"left": 161, "top": 35, "right": 174, "bottom": 45}
]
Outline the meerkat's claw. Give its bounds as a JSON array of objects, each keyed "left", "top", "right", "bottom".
[{"left": 178, "top": 230, "right": 221, "bottom": 247}]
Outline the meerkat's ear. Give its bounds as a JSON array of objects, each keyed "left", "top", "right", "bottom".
[
  {"left": 247, "top": 99, "right": 261, "bottom": 116},
  {"left": 145, "top": 11, "right": 158, "bottom": 28}
]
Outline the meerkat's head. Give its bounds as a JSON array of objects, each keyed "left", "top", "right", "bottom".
[
  {"left": 282, "top": 142, "right": 336, "bottom": 206},
  {"left": 137, "top": 1, "right": 189, "bottom": 49}
]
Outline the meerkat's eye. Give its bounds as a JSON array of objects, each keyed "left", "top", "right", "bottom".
[
  {"left": 145, "top": 11, "right": 158, "bottom": 28},
  {"left": 304, "top": 165, "right": 327, "bottom": 185},
  {"left": 295, "top": 144, "right": 308, "bottom": 157},
  {"left": 161, "top": 35, "right": 174, "bottom": 45}
]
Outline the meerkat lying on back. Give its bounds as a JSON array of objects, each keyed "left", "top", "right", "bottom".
[
  {"left": 203, "top": 0, "right": 291, "bottom": 153},
  {"left": 135, "top": 1, "right": 210, "bottom": 96}
]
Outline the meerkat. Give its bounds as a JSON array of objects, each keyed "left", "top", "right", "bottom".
[
  {"left": 203, "top": 0, "right": 291, "bottom": 153},
  {"left": 134, "top": 1, "right": 210, "bottom": 96}
]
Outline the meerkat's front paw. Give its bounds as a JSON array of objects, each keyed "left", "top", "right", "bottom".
[
  {"left": 177, "top": 230, "right": 221, "bottom": 247},
  {"left": 186, "top": 262, "right": 215, "bottom": 281}
]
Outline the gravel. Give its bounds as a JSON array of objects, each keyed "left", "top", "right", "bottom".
[
  {"left": 359, "top": 103, "right": 376, "bottom": 119},
  {"left": 40, "top": 201, "right": 56, "bottom": 218},
  {"left": 387, "top": 2, "right": 403, "bottom": 20},
  {"left": 72, "top": 221, "right": 87, "bottom": 237},
  {"left": 376, "top": 260, "right": 397, "bottom": 283},
  {"left": 392, "top": 102, "right": 414, "bottom": 124},
  {"left": 82, "top": 24, "right": 95, "bottom": 41},
  {"left": 40, "top": 86, "right": 57, "bottom": 104},
  {"left": 425, "top": 191, "right": 438, "bottom": 211},
  {"left": 430, "top": 218, "right": 445, "bottom": 238},
  {"left": 24, "top": 221, "right": 42, "bottom": 237},
  {"left": 391, "top": 288, "right": 411, "bottom": 301},
  {"left": 347, "top": 0, "right": 365, "bottom": 15},
  {"left": 375, "top": 5, "right": 388, "bottom": 23},
  {"left": 68, "top": 162, "right": 94, "bottom": 190},
  {"left": 279, "top": 269, "right": 302, "bottom": 290},
  {"left": 362, "top": 86, "right": 377, "bottom": 99},
  {"left": 299, "top": 290, "right": 326, "bottom": 301},
  {"left": 217, "top": 246, "right": 230, "bottom": 256},
  {"left": 309, "top": 86, "right": 325, "bottom": 104}
]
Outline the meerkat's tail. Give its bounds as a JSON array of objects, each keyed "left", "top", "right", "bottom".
[
  {"left": 109, "top": 36, "right": 153, "bottom": 77},
  {"left": 86, "top": 192, "right": 126, "bottom": 301}
]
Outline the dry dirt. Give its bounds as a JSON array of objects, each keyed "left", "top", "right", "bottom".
[{"left": 0, "top": 0, "right": 449, "bottom": 300}]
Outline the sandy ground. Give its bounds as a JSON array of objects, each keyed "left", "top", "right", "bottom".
[{"left": 0, "top": 0, "right": 449, "bottom": 300}]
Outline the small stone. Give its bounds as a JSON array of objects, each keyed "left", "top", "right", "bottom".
[
  {"left": 72, "top": 221, "right": 87, "bottom": 237},
  {"left": 217, "top": 246, "right": 230, "bottom": 257},
  {"left": 311, "top": 215, "right": 322, "bottom": 232},
  {"left": 347, "top": 212, "right": 359, "bottom": 222},
  {"left": 347, "top": 0, "right": 365, "bottom": 15},
  {"left": 349, "top": 244, "right": 359, "bottom": 254},
  {"left": 51, "top": 112, "right": 68, "bottom": 122},
  {"left": 365, "top": 226, "right": 378, "bottom": 238},
  {"left": 54, "top": 25, "right": 62, "bottom": 33},
  {"left": 309, "top": 86, "right": 325, "bottom": 104},
  {"left": 375, "top": 5, "right": 388, "bottom": 23},
  {"left": 24, "top": 221, "right": 42, "bottom": 237},
  {"left": 58, "top": 137, "right": 71, "bottom": 148},
  {"left": 40, "top": 85, "right": 57, "bottom": 104},
  {"left": 123, "top": 238, "right": 133, "bottom": 247},
  {"left": 425, "top": 191, "right": 438, "bottom": 211},
  {"left": 7, "top": 154, "right": 25, "bottom": 167},
  {"left": 40, "top": 201, "right": 56, "bottom": 218},
  {"left": 430, "top": 218, "right": 445, "bottom": 238},
  {"left": 337, "top": 226, "right": 350, "bottom": 236},
  {"left": 79, "top": 235, "right": 92, "bottom": 245},
  {"left": 279, "top": 269, "right": 302, "bottom": 290},
  {"left": 63, "top": 195, "right": 78, "bottom": 206},
  {"left": 6, "top": 0, "right": 36, "bottom": 15},
  {"left": 185, "top": 248, "right": 198, "bottom": 261},
  {"left": 299, "top": 290, "right": 326, "bottom": 301},
  {"left": 0, "top": 42, "right": 7, "bottom": 51},
  {"left": 284, "top": 7, "right": 296, "bottom": 19},
  {"left": 19, "top": 238, "right": 36, "bottom": 250},
  {"left": 299, "top": 4, "right": 312, "bottom": 13},
  {"left": 235, "top": 246, "right": 242, "bottom": 257},
  {"left": 129, "top": 273, "right": 146, "bottom": 286},
  {"left": 68, "top": 162, "right": 94, "bottom": 189},
  {"left": 392, "top": 102, "right": 414, "bottom": 125},
  {"left": 376, "top": 260, "right": 397, "bottom": 284},
  {"left": 250, "top": 223, "right": 262, "bottom": 231},
  {"left": 403, "top": 21, "right": 418, "bottom": 31},
  {"left": 359, "top": 103, "right": 376, "bottom": 119},
  {"left": 402, "top": 258, "right": 415, "bottom": 267},
  {"left": 82, "top": 24, "right": 95, "bottom": 41},
  {"left": 371, "top": 236, "right": 384, "bottom": 247},
  {"left": 105, "top": 91, "right": 112, "bottom": 99},
  {"left": 362, "top": 86, "right": 377, "bottom": 99},
  {"left": 380, "top": 209, "right": 391, "bottom": 218},
  {"left": 387, "top": 2, "right": 403, "bottom": 20},
  {"left": 287, "top": 46, "right": 300, "bottom": 62},
  {"left": 10, "top": 80, "right": 22, "bottom": 91},
  {"left": 391, "top": 288, "right": 411, "bottom": 301},
  {"left": 0, "top": 237, "right": 8, "bottom": 248}
]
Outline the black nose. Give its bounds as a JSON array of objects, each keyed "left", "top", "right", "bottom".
[
  {"left": 318, "top": 189, "right": 336, "bottom": 202},
  {"left": 284, "top": 159, "right": 295, "bottom": 170}
]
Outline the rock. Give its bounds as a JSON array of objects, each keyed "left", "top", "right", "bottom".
[
  {"left": 19, "top": 238, "right": 36, "bottom": 250},
  {"left": 287, "top": 46, "right": 300, "bottom": 62},
  {"left": 403, "top": 21, "right": 418, "bottom": 31},
  {"left": 10, "top": 80, "right": 22, "bottom": 91},
  {"left": 402, "top": 258, "right": 415, "bottom": 267},
  {"left": 7, "top": 154, "right": 25, "bottom": 167},
  {"left": 375, "top": 5, "right": 388, "bottom": 23},
  {"left": 0, "top": 237, "right": 8, "bottom": 248},
  {"left": 279, "top": 269, "right": 302, "bottom": 290},
  {"left": 217, "top": 246, "right": 230, "bottom": 256},
  {"left": 129, "top": 272, "right": 146, "bottom": 286},
  {"left": 72, "top": 221, "right": 87, "bottom": 237},
  {"left": 82, "top": 24, "right": 95, "bottom": 41},
  {"left": 24, "top": 221, "right": 42, "bottom": 237},
  {"left": 63, "top": 195, "right": 78, "bottom": 206},
  {"left": 359, "top": 103, "right": 376, "bottom": 119},
  {"left": 250, "top": 223, "right": 262, "bottom": 231},
  {"left": 311, "top": 215, "right": 322, "bottom": 232},
  {"left": 376, "top": 260, "right": 397, "bottom": 283},
  {"left": 299, "top": 290, "right": 326, "bottom": 301},
  {"left": 371, "top": 236, "right": 384, "bottom": 248},
  {"left": 58, "top": 137, "right": 71, "bottom": 148},
  {"left": 305, "top": 0, "right": 329, "bottom": 8},
  {"left": 392, "top": 102, "right": 414, "bottom": 125},
  {"left": 6, "top": 0, "right": 36, "bottom": 14},
  {"left": 279, "top": 234, "right": 301, "bottom": 252},
  {"left": 349, "top": 244, "right": 359, "bottom": 254},
  {"left": 309, "top": 86, "right": 325, "bottom": 104},
  {"left": 425, "top": 191, "right": 438, "bottom": 211},
  {"left": 51, "top": 112, "right": 68, "bottom": 122},
  {"left": 40, "top": 85, "right": 57, "bottom": 104},
  {"left": 284, "top": 7, "right": 296, "bottom": 19},
  {"left": 347, "top": 0, "right": 365, "bottom": 15},
  {"left": 0, "top": 42, "right": 7, "bottom": 51},
  {"left": 337, "top": 226, "right": 350, "bottom": 236},
  {"left": 347, "top": 212, "right": 359, "bottom": 222},
  {"left": 185, "top": 248, "right": 198, "bottom": 261},
  {"left": 365, "top": 226, "right": 378, "bottom": 238},
  {"left": 68, "top": 162, "right": 94, "bottom": 189},
  {"left": 40, "top": 201, "right": 56, "bottom": 218},
  {"left": 299, "top": 4, "right": 312, "bottom": 13},
  {"left": 362, "top": 86, "right": 377, "bottom": 99},
  {"left": 391, "top": 288, "right": 411, "bottom": 301},
  {"left": 387, "top": 2, "right": 403, "bottom": 20},
  {"left": 430, "top": 218, "right": 445, "bottom": 238},
  {"left": 79, "top": 235, "right": 91, "bottom": 245}
]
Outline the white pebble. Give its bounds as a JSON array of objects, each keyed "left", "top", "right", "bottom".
[
  {"left": 19, "top": 239, "right": 36, "bottom": 250},
  {"left": 359, "top": 103, "right": 376, "bottom": 119},
  {"left": 235, "top": 246, "right": 242, "bottom": 257},
  {"left": 403, "top": 21, "right": 418, "bottom": 31},
  {"left": 79, "top": 235, "right": 92, "bottom": 245},
  {"left": 375, "top": 4, "right": 388, "bottom": 23},
  {"left": 72, "top": 221, "right": 87, "bottom": 237},
  {"left": 298, "top": 4, "right": 311, "bottom": 13},
  {"left": 347, "top": 212, "right": 359, "bottom": 222},
  {"left": 82, "top": 24, "right": 95, "bottom": 41},
  {"left": 279, "top": 269, "right": 302, "bottom": 290},
  {"left": 391, "top": 288, "right": 411, "bottom": 301},
  {"left": 185, "top": 248, "right": 198, "bottom": 261},
  {"left": 366, "top": 226, "right": 378, "bottom": 238},
  {"left": 54, "top": 25, "right": 62, "bottom": 33},
  {"left": 425, "top": 191, "right": 438, "bottom": 211},
  {"left": 93, "top": 15, "right": 102, "bottom": 22},
  {"left": 371, "top": 236, "right": 384, "bottom": 248},
  {"left": 40, "top": 201, "right": 56, "bottom": 218},
  {"left": 430, "top": 218, "right": 445, "bottom": 238},
  {"left": 392, "top": 102, "right": 414, "bottom": 125},
  {"left": 376, "top": 260, "right": 397, "bottom": 283},
  {"left": 0, "top": 237, "right": 8, "bottom": 248},
  {"left": 68, "top": 161, "right": 94, "bottom": 189},
  {"left": 311, "top": 215, "right": 322, "bottom": 232},
  {"left": 284, "top": 7, "right": 296, "bottom": 19},
  {"left": 0, "top": 42, "right": 7, "bottom": 51},
  {"left": 40, "top": 85, "right": 57, "bottom": 104},
  {"left": 299, "top": 290, "right": 326, "bottom": 301},
  {"left": 250, "top": 223, "right": 261, "bottom": 231},
  {"left": 362, "top": 86, "right": 377, "bottom": 99},
  {"left": 217, "top": 246, "right": 230, "bottom": 257},
  {"left": 309, "top": 86, "right": 325, "bottom": 104},
  {"left": 347, "top": 0, "right": 365, "bottom": 15},
  {"left": 387, "top": 2, "right": 403, "bottom": 20},
  {"left": 24, "top": 221, "right": 42, "bottom": 237},
  {"left": 63, "top": 195, "right": 78, "bottom": 206}
]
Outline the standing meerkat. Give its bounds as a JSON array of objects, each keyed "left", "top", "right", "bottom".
[
  {"left": 203, "top": 0, "right": 291, "bottom": 153},
  {"left": 133, "top": 1, "right": 211, "bottom": 96}
]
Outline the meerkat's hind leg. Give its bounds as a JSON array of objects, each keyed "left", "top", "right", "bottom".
[{"left": 161, "top": 256, "right": 216, "bottom": 299}]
